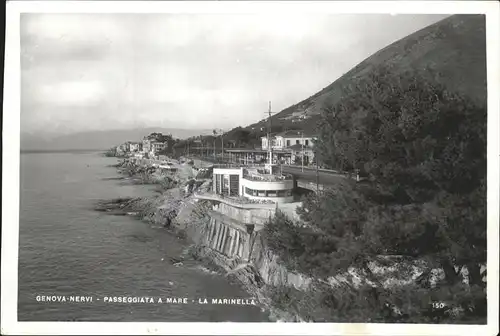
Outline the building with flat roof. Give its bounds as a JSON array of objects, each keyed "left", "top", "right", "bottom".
[{"left": 211, "top": 163, "right": 294, "bottom": 203}]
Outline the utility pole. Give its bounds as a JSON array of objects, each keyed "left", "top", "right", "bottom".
[
  {"left": 315, "top": 147, "right": 319, "bottom": 193},
  {"left": 268, "top": 101, "right": 272, "bottom": 165},
  {"left": 301, "top": 131, "right": 304, "bottom": 172},
  {"left": 213, "top": 128, "right": 224, "bottom": 163},
  {"left": 213, "top": 129, "right": 217, "bottom": 160},
  {"left": 264, "top": 101, "right": 277, "bottom": 166},
  {"left": 220, "top": 130, "right": 224, "bottom": 163},
  {"left": 204, "top": 138, "right": 207, "bottom": 158}
]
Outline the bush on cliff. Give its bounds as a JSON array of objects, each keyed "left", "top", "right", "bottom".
[
  {"left": 270, "top": 281, "right": 486, "bottom": 323},
  {"left": 263, "top": 64, "right": 486, "bottom": 322}
]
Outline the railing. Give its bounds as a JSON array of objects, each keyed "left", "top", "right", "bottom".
[
  {"left": 213, "top": 163, "right": 265, "bottom": 169},
  {"left": 190, "top": 156, "right": 231, "bottom": 164},
  {"left": 190, "top": 155, "right": 268, "bottom": 165},
  {"left": 158, "top": 165, "right": 177, "bottom": 170},
  {"left": 193, "top": 192, "right": 278, "bottom": 209},
  {"left": 242, "top": 173, "right": 293, "bottom": 182},
  {"left": 282, "top": 164, "right": 342, "bottom": 174}
]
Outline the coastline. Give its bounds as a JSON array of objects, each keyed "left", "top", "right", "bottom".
[
  {"left": 98, "top": 155, "right": 306, "bottom": 322},
  {"left": 97, "top": 155, "right": 485, "bottom": 323}
]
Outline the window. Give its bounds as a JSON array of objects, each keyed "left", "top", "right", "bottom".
[
  {"left": 305, "top": 139, "right": 309, "bottom": 146},
  {"left": 245, "top": 188, "right": 293, "bottom": 198},
  {"left": 229, "top": 174, "right": 239, "bottom": 196},
  {"left": 287, "top": 140, "right": 290, "bottom": 146},
  {"left": 222, "top": 175, "right": 229, "bottom": 195},
  {"left": 215, "top": 174, "right": 221, "bottom": 194},
  {"left": 296, "top": 140, "right": 299, "bottom": 144}
]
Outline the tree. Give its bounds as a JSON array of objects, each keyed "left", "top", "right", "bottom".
[
  {"left": 227, "top": 127, "right": 252, "bottom": 148},
  {"left": 317, "top": 65, "right": 486, "bottom": 203},
  {"left": 294, "top": 154, "right": 310, "bottom": 166},
  {"left": 264, "top": 64, "right": 486, "bottom": 322},
  {"left": 314, "top": 64, "right": 486, "bottom": 286}
]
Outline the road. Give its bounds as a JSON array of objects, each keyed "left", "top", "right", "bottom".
[
  {"left": 189, "top": 156, "right": 350, "bottom": 187},
  {"left": 281, "top": 165, "right": 348, "bottom": 186}
]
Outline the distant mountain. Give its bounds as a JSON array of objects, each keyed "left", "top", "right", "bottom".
[
  {"left": 20, "top": 127, "right": 214, "bottom": 151},
  {"left": 245, "top": 14, "right": 486, "bottom": 132}
]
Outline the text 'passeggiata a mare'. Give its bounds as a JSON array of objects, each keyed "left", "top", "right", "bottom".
[{"left": 35, "top": 295, "right": 257, "bottom": 305}]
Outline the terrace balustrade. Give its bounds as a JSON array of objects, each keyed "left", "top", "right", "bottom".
[{"left": 242, "top": 172, "right": 293, "bottom": 182}]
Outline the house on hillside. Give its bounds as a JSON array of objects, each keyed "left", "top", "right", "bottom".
[
  {"left": 128, "top": 142, "right": 142, "bottom": 152},
  {"left": 142, "top": 138, "right": 151, "bottom": 153},
  {"left": 142, "top": 137, "right": 167, "bottom": 158},
  {"left": 151, "top": 141, "right": 166, "bottom": 153},
  {"left": 260, "top": 130, "right": 317, "bottom": 165},
  {"left": 141, "top": 132, "right": 173, "bottom": 157},
  {"left": 290, "top": 111, "right": 305, "bottom": 119},
  {"left": 261, "top": 130, "right": 316, "bottom": 150}
]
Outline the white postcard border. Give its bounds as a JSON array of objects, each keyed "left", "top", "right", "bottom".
[{"left": 2, "top": 1, "right": 499, "bottom": 335}]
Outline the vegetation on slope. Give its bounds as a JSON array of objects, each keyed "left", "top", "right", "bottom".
[
  {"left": 247, "top": 14, "right": 486, "bottom": 133},
  {"left": 263, "top": 63, "right": 486, "bottom": 322},
  {"left": 261, "top": 16, "right": 487, "bottom": 320}
]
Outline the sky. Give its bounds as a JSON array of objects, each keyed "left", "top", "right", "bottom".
[{"left": 21, "top": 13, "right": 449, "bottom": 135}]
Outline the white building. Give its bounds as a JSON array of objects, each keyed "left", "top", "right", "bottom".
[
  {"left": 129, "top": 142, "right": 142, "bottom": 152},
  {"left": 151, "top": 141, "right": 166, "bottom": 153},
  {"left": 260, "top": 130, "right": 317, "bottom": 163},
  {"left": 142, "top": 138, "right": 151, "bottom": 153},
  {"left": 212, "top": 163, "right": 294, "bottom": 203},
  {"left": 261, "top": 130, "right": 316, "bottom": 151}
]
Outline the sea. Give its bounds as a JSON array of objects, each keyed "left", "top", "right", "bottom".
[{"left": 18, "top": 151, "right": 270, "bottom": 322}]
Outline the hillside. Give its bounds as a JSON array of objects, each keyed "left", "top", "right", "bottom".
[
  {"left": 20, "top": 127, "right": 214, "bottom": 151},
  {"left": 245, "top": 14, "right": 486, "bottom": 133}
]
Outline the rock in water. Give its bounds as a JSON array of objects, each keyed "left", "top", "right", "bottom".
[{"left": 169, "top": 257, "right": 183, "bottom": 264}]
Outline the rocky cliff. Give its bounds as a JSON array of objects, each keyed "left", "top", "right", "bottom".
[{"left": 104, "top": 157, "right": 477, "bottom": 322}]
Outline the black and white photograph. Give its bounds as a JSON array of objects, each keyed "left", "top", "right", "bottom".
[{"left": 2, "top": 1, "right": 499, "bottom": 335}]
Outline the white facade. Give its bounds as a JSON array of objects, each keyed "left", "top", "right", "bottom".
[
  {"left": 212, "top": 167, "right": 294, "bottom": 203},
  {"left": 280, "top": 136, "right": 314, "bottom": 149},
  {"left": 261, "top": 134, "right": 315, "bottom": 150},
  {"left": 261, "top": 136, "right": 286, "bottom": 150},
  {"left": 152, "top": 142, "right": 165, "bottom": 152},
  {"left": 142, "top": 139, "right": 151, "bottom": 153},
  {"left": 129, "top": 143, "right": 141, "bottom": 152},
  {"left": 241, "top": 178, "right": 294, "bottom": 203}
]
